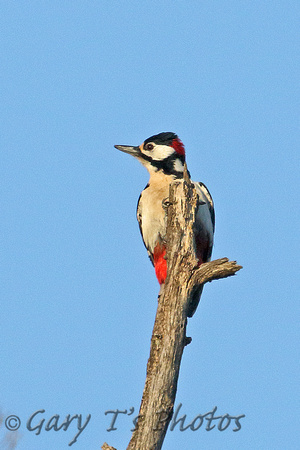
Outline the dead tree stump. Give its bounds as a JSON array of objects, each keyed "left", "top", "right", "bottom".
[{"left": 103, "top": 175, "right": 242, "bottom": 450}]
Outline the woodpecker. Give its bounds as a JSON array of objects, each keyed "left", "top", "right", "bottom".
[{"left": 115, "top": 132, "right": 215, "bottom": 316}]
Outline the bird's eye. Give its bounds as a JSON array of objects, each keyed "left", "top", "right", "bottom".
[{"left": 145, "top": 143, "right": 154, "bottom": 151}]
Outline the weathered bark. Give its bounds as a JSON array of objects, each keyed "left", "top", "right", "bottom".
[{"left": 103, "top": 174, "right": 242, "bottom": 450}]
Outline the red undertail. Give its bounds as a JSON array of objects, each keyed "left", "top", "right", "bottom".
[
  {"left": 153, "top": 243, "right": 167, "bottom": 284},
  {"left": 152, "top": 237, "right": 209, "bottom": 284}
]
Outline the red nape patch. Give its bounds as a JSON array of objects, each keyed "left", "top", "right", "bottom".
[
  {"left": 153, "top": 243, "right": 167, "bottom": 284},
  {"left": 172, "top": 138, "right": 185, "bottom": 156}
]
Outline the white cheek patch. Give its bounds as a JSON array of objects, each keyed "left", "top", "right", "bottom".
[
  {"left": 143, "top": 144, "right": 175, "bottom": 161},
  {"left": 152, "top": 145, "right": 175, "bottom": 160}
]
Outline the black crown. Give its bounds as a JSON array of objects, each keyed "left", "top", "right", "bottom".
[{"left": 144, "top": 132, "right": 178, "bottom": 146}]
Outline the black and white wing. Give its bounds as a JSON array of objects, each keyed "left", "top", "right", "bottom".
[
  {"left": 136, "top": 184, "right": 154, "bottom": 265},
  {"left": 194, "top": 181, "right": 215, "bottom": 261},
  {"left": 187, "top": 181, "right": 215, "bottom": 317}
]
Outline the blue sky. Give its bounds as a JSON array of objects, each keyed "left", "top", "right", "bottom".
[{"left": 0, "top": 1, "right": 299, "bottom": 449}]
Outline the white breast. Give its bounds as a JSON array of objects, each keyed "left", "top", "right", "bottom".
[{"left": 138, "top": 180, "right": 169, "bottom": 253}]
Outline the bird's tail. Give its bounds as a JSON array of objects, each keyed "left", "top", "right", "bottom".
[{"left": 187, "top": 285, "right": 203, "bottom": 317}]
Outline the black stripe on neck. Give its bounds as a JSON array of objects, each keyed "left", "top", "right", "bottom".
[{"left": 141, "top": 153, "right": 185, "bottom": 178}]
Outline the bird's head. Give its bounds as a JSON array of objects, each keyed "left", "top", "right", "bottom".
[{"left": 115, "top": 132, "right": 186, "bottom": 178}]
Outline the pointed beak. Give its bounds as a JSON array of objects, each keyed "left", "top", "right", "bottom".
[{"left": 114, "top": 144, "right": 140, "bottom": 157}]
